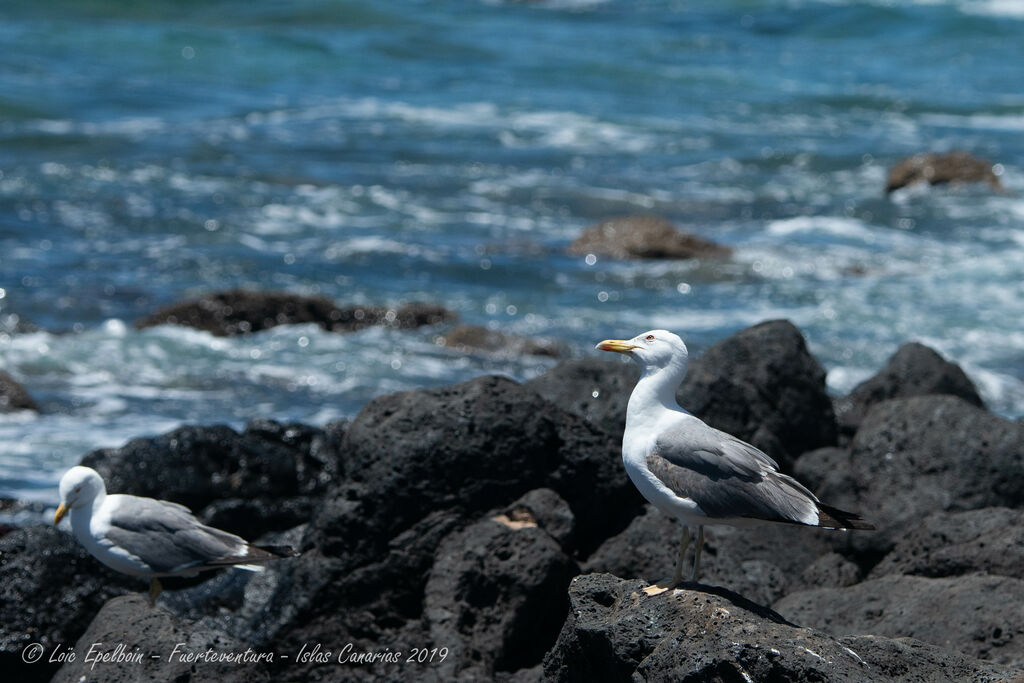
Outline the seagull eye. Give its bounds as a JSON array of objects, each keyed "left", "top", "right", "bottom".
[{"left": 645, "top": 335, "right": 655, "bottom": 342}]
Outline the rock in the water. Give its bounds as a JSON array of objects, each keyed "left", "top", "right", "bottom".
[
  {"left": 0, "top": 369, "right": 37, "bottom": 412},
  {"left": 544, "top": 573, "right": 1021, "bottom": 682},
  {"left": 424, "top": 501, "right": 578, "bottom": 680},
  {"left": 523, "top": 358, "right": 639, "bottom": 444},
  {"left": 679, "top": 319, "right": 838, "bottom": 469},
  {"left": 0, "top": 526, "right": 136, "bottom": 683},
  {"left": 795, "top": 395, "right": 1024, "bottom": 559},
  {"left": 774, "top": 573, "right": 1024, "bottom": 667},
  {"left": 835, "top": 342, "right": 983, "bottom": 438},
  {"left": 568, "top": 216, "right": 730, "bottom": 260},
  {"left": 134, "top": 288, "right": 455, "bottom": 336},
  {"left": 886, "top": 151, "right": 1003, "bottom": 193},
  {"left": 434, "top": 324, "right": 564, "bottom": 357},
  {"left": 869, "top": 507, "right": 1024, "bottom": 581},
  {"left": 51, "top": 595, "right": 271, "bottom": 683}
]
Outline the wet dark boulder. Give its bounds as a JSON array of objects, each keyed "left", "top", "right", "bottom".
[
  {"left": 834, "top": 342, "right": 983, "bottom": 438},
  {"left": 523, "top": 358, "right": 639, "bottom": 444},
  {"left": 679, "top": 319, "right": 838, "bottom": 470},
  {"left": 869, "top": 507, "right": 1024, "bottom": 581},
  {"left": 0, "top": 526, "right": 136, "bottom": 683},
  {"left": 134, "top": 288, "right": 455, "bottom": 336},
  {"left": 51, "top": 595, "right": 271, "bottom": 683},
  {"left": 0, "top": 369, "right": 37, "bottom": 412},
  {"left": 886, "top": 151, "right": 1003, "bottom": 193},
  {"left": 774, "top": 573, "right": 1024, "bottom": 667},
  {"left": 544, "top": 573, "right": 1021, "bottom": 682},
  {"left": 424, "top": 495, "right": 578, "bottom": 680},
  {"left": 794, "top": 395, "right": 1024, "bottom": 560},
  {"left": 434, "top": 324, "right": 565, "bottom": 357},
  {"left": 568, "top": 216, "right": 730, "bottom": 260}
]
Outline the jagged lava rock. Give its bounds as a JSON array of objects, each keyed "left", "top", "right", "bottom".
[
  {"left": 583, "top": 504, "right": 834, "bottom": 606},
  {"left": 0, "top": 369, "right": 37, "bottom": 412},
  {"left": 523, "top": 358, "right": 639, "bottom": 444},
  {"left": 886, "top": 151, "right": 1003, "bottom": 193},
  {"left": 568, "top": 216, "right": 730, "bottom": 260},
  {"left": 869, "top": 507, "right": 1024, "bottom": 580},
  {"left": 678, "top": 319, "right": 838, "bottom": 470},
  {"left": 544, "top": 573, "right": 1021, "bottom": 682},
  {"left": 774, "top": 573, "right": 1024, "bottom": 667},
  {"left": 0, "top": 526, "right": 136, "bottom": 683},
  {"left": 424, "top": 493, "right": 578, "bottom": 680},
  {"left": 835, "top": 342, "right": 983, "bottom": 438},
  {"left": 795, "top": 395, "right": 1024, "bottom": 558},
  {"left": 134, "top": 288, "right": 455, "bottom": 336},
  {"left": 51, "top": 595, "right": 271, "bottom": 683},
  {"left": 80, "top": 421, "right": 340, "bottom": 540}
]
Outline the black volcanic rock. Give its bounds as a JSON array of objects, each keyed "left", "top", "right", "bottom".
[
  {"left": 0, "top": 369, "right": 37, "bottom": 412},
  {"left": 544, "top": 573, "right": 1021, "bottom": 682},
  {"left": 51, "top": 595, "right": 271, "bottom": 683},
  {"left": 835, "top": 342, "right": 983, "bottom": 438},
  {"left": 134, "top": 288, "right": 455, "bottom": 336},
  {"left": 81, "top": 421, "right": 340, "bottom": 541},
  {"left": 0, "top": 526, "right": 136, "bottom": 683},
  {"left": 523, "top": 358, "right": 639, "bottom": 444},
  {"left": 774, "top": 573, "right": 1024, "bottom": 667},
  {"left": 869, "top": 507, "right": 1024, "bottom": 581},
  {"left": 583, "top": 505, "right": 834, "bottom": 607},
  {"left": 679, "top": 319, "right": 838, "bottom": 469},
  {"left": 568, "top": 216, "right": 731, "bottom": 260},
  {"left": 434, "top": 324, "right": 565, "bottom": 357},
  {"left": 424, "top": 499, "right": 578, "bottom": 680},
  {"left": 795, "top": 395, "right": 1024, "bottom": 560}
]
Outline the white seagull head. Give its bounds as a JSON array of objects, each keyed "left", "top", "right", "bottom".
[
  {"left": 596, "top": 329, "right": 689, "bottom": 374},
  {"left": 54, "top": 465, "right": 106, "bottom": 524}
]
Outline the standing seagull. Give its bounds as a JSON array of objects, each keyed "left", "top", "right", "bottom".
[
  {"left": 54, "top": 466, "right": 296, "bottom": 606},
  {"left": 597, "top": 330, "right": 872, "bottom": 596}
]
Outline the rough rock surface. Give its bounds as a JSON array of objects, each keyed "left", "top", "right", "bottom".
[
  {"left": 795, "top": 395, "right": 1024, "bottom": 559},
  {"left": 774, "top": 573, "right": 1024, "bottom": 666},
  {"left": 568, "top": 216, "right": 731, "bottom": 260},
  {"left": 869, "top": 507, "right": 1024, "bottom": 580},
  {"left": 544, "top": 573, "right": 1021, "bottom": 682},
  {"left": 424, "top": 496, "right": 578, "bottom": 680},
  {"left": 584, "top": 505, "right": 835, "bottom": 607},
  {"left": 134, "top": 288, "right": 455, "bottom": 336},
  {"left": 678, "top": 319, "right": 838, "bottom": 469},
  {"left": 834, "top": 342, "right": 983, "bottom": 437},
  {"left": 0, "top": 527, "right": 136, "bottom": 683},
  {"left": 52, "top": 595, "right": 271, "bottom": 683},
  {"left": 886, "top": 151, "right": 1002, "bottom": 193},
  {"left": 523, "top": 358, "right": 638, "bottom": 444},
  {"left": 81, "top": 421, "right": 342, "bottom": 540},
  {"left": 0, "top": 369, "right": 37, "bottom": 412},
  {"left": 434, "top": 324, "right": 565, "bottom": 357}
]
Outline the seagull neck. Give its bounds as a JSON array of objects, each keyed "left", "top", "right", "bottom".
[
  {"left": 626, "top": 363, "right": 687, "bottom": 429},
  {"left": 69, "top": 490, "right": 106, "bottom": 533}
]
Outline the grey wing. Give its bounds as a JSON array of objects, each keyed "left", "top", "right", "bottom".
[
  {"left": 650, "top": 419, "right": 819, "bottom": 524},
  {"left": 102, "top": 497, "right": 251, "bottom": 575}
]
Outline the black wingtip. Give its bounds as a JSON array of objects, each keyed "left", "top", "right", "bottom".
[{"left": 817, "top": 503, "right": 875, "bottom": 531}]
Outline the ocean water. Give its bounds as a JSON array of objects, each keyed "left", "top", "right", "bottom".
[{"left": 1, "top": 0, "right": 1022, "bottom": 502}]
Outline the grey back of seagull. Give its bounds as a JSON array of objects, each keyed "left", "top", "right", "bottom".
[
  {"left": 102, "top": 496, "right": 250, "bottom": 575},
  {"left": 649, "top": 419, "right": 819, "bottom": 524}
]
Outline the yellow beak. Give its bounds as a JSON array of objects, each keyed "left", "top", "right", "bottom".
[
  {"left": 54, "top": 503, "right": 69, "bottom": 525},
  {"left": 596, "top": 339, "right": 638, "bottom": 354}
]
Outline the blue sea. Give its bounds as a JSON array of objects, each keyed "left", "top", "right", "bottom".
[{"left": 2, "top": 0, "right": 1023, "bottom": 502}]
